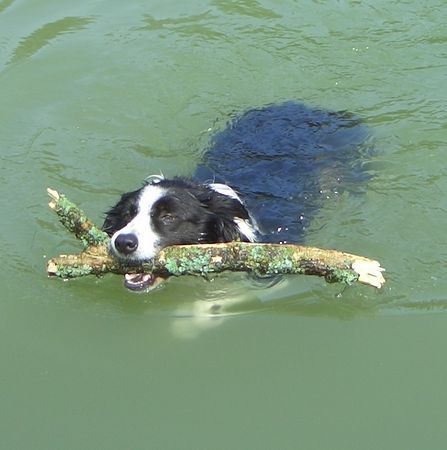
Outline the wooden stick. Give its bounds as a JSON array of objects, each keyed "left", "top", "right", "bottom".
[{"left": 46, "top": 188, "right": 385, "bottom": 288}]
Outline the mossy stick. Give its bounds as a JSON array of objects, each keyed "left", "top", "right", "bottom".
[
  {"left": 47, "top": 188, "right": 109, "bottom": 248},
  {"left": 46, "top": 188, "right": 385, "bottom": 288}
]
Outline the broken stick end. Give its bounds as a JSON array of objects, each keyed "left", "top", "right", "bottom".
[
  {"left": 352, "top": 259, "right": 386, "bottom": 289},
  {"left": 47, "top": 188, "right": 60, "bottom": 210}
]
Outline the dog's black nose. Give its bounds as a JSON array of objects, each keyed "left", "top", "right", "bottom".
[{"left": 114, "top": 233, "right": 138, "bottom": 254}]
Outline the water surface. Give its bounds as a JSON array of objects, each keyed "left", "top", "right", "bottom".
[{"left": 1, "top": 1, "right": 446, "bottom": 449}]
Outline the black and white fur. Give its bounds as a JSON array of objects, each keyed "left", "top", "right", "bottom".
[
  {"left": 102, "top": 101, "right": 370, "bottom": 294},
  {"left": 103, "top": 176, "right": 257, "bottom": 263}
]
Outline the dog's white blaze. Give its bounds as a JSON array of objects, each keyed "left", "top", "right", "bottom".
[
  {"left": 111, "top": 185, "right": 165, "bottom": 261},
  {"left": 234, "top": 218, "right": 257, "bottom": 242},
  {"left": 209, "top": 183, "right": 242, "bottom": 202}
]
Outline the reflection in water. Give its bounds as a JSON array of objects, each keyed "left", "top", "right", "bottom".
[
  {"left": 212, "top": 0, "right": 282, "bottom": 19},
  {"left": 129, "top": 273, "right": 379, "bottom": 339},
  {"left": 0, "top": 0, "right": 14, "bottom": 14},
  {"left": 9, "top": 16, "right": 94, "bottom": 65},
  {"left": 139, "top": 12, "right": 227, "bottom": 41}
]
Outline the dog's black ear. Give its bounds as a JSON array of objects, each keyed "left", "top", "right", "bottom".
[
  {"left": 197, "top": 189, "right": 256, "bottom": 242},
  {"left": 197, "top": 189, "right": 248, "bottom": 220},
  {"left": 102, "top": 188, "right": 141, "bottom": 236},
  {"left": 211, "top": 214, "right": 249, "bottom": 242}
]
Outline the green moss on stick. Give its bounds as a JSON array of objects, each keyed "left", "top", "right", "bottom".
[
  {"left": 163, "top": 247, "right": 212, "bottom": 275},
  {"left": 80, "top": 227, "right": 110, "bottom": 248},
  {"left": 325, "top": 267, "right": 359, "bottom": 285},
  {"left": 53, "top": 194, "right": 109, "bottom": 248},
  {"left": 55, "top": 264, "right": 94, "bottom": 278},
  {"left": 245, "top": 245, "right": 296, "bottom": 274}
]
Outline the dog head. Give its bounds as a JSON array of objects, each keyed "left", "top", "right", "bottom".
[{"left": 102, "top": 177, "right": 257, "bottom": 289}]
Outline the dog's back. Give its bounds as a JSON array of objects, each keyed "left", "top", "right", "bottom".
[{"left": 195, "top": 101, "right": 372, "bottom": 243}]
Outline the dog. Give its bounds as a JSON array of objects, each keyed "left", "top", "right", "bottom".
[
  {"left": 103, "top": 101, "right": 371, "bottom": 292},
  {"left": 102, "top": 176, "right": 259, "bottom": 290}
]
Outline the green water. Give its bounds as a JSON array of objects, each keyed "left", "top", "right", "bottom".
[{"left": 1, "top": 0, "right": 447, "bottom": 448}]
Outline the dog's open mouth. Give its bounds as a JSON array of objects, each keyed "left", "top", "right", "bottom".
[{"left": 124, "top": 273, "right": 166, "bottom": 292}]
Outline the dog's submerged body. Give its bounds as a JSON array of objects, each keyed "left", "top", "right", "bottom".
[
  {"left": 103, "top": 101, "right": 371, "bottom": 291},
  {"left": 195, "top": 101, "right": 371, "bottom": 244}
]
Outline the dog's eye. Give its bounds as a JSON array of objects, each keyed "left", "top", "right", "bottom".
[
  {"left": 160, "top": 213, "right": 175, "bottom": 225},
  {"left": 127, "top": 205, "right": 138, "bottom": 219}
]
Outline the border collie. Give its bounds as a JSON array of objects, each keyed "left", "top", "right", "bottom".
[
  {"left": 103, "top": 101, "right": 371, "bottom": 291},
  {"left": 102, "top": 177, "right": 258, "bottom": 290}
]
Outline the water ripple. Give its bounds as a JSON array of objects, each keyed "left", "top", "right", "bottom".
[
  {"left": 0, "top": 0, "right": 14, "bottom": 14},
  {"left": 9, "top": 16, "right": 94, "bottom": 65}
]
